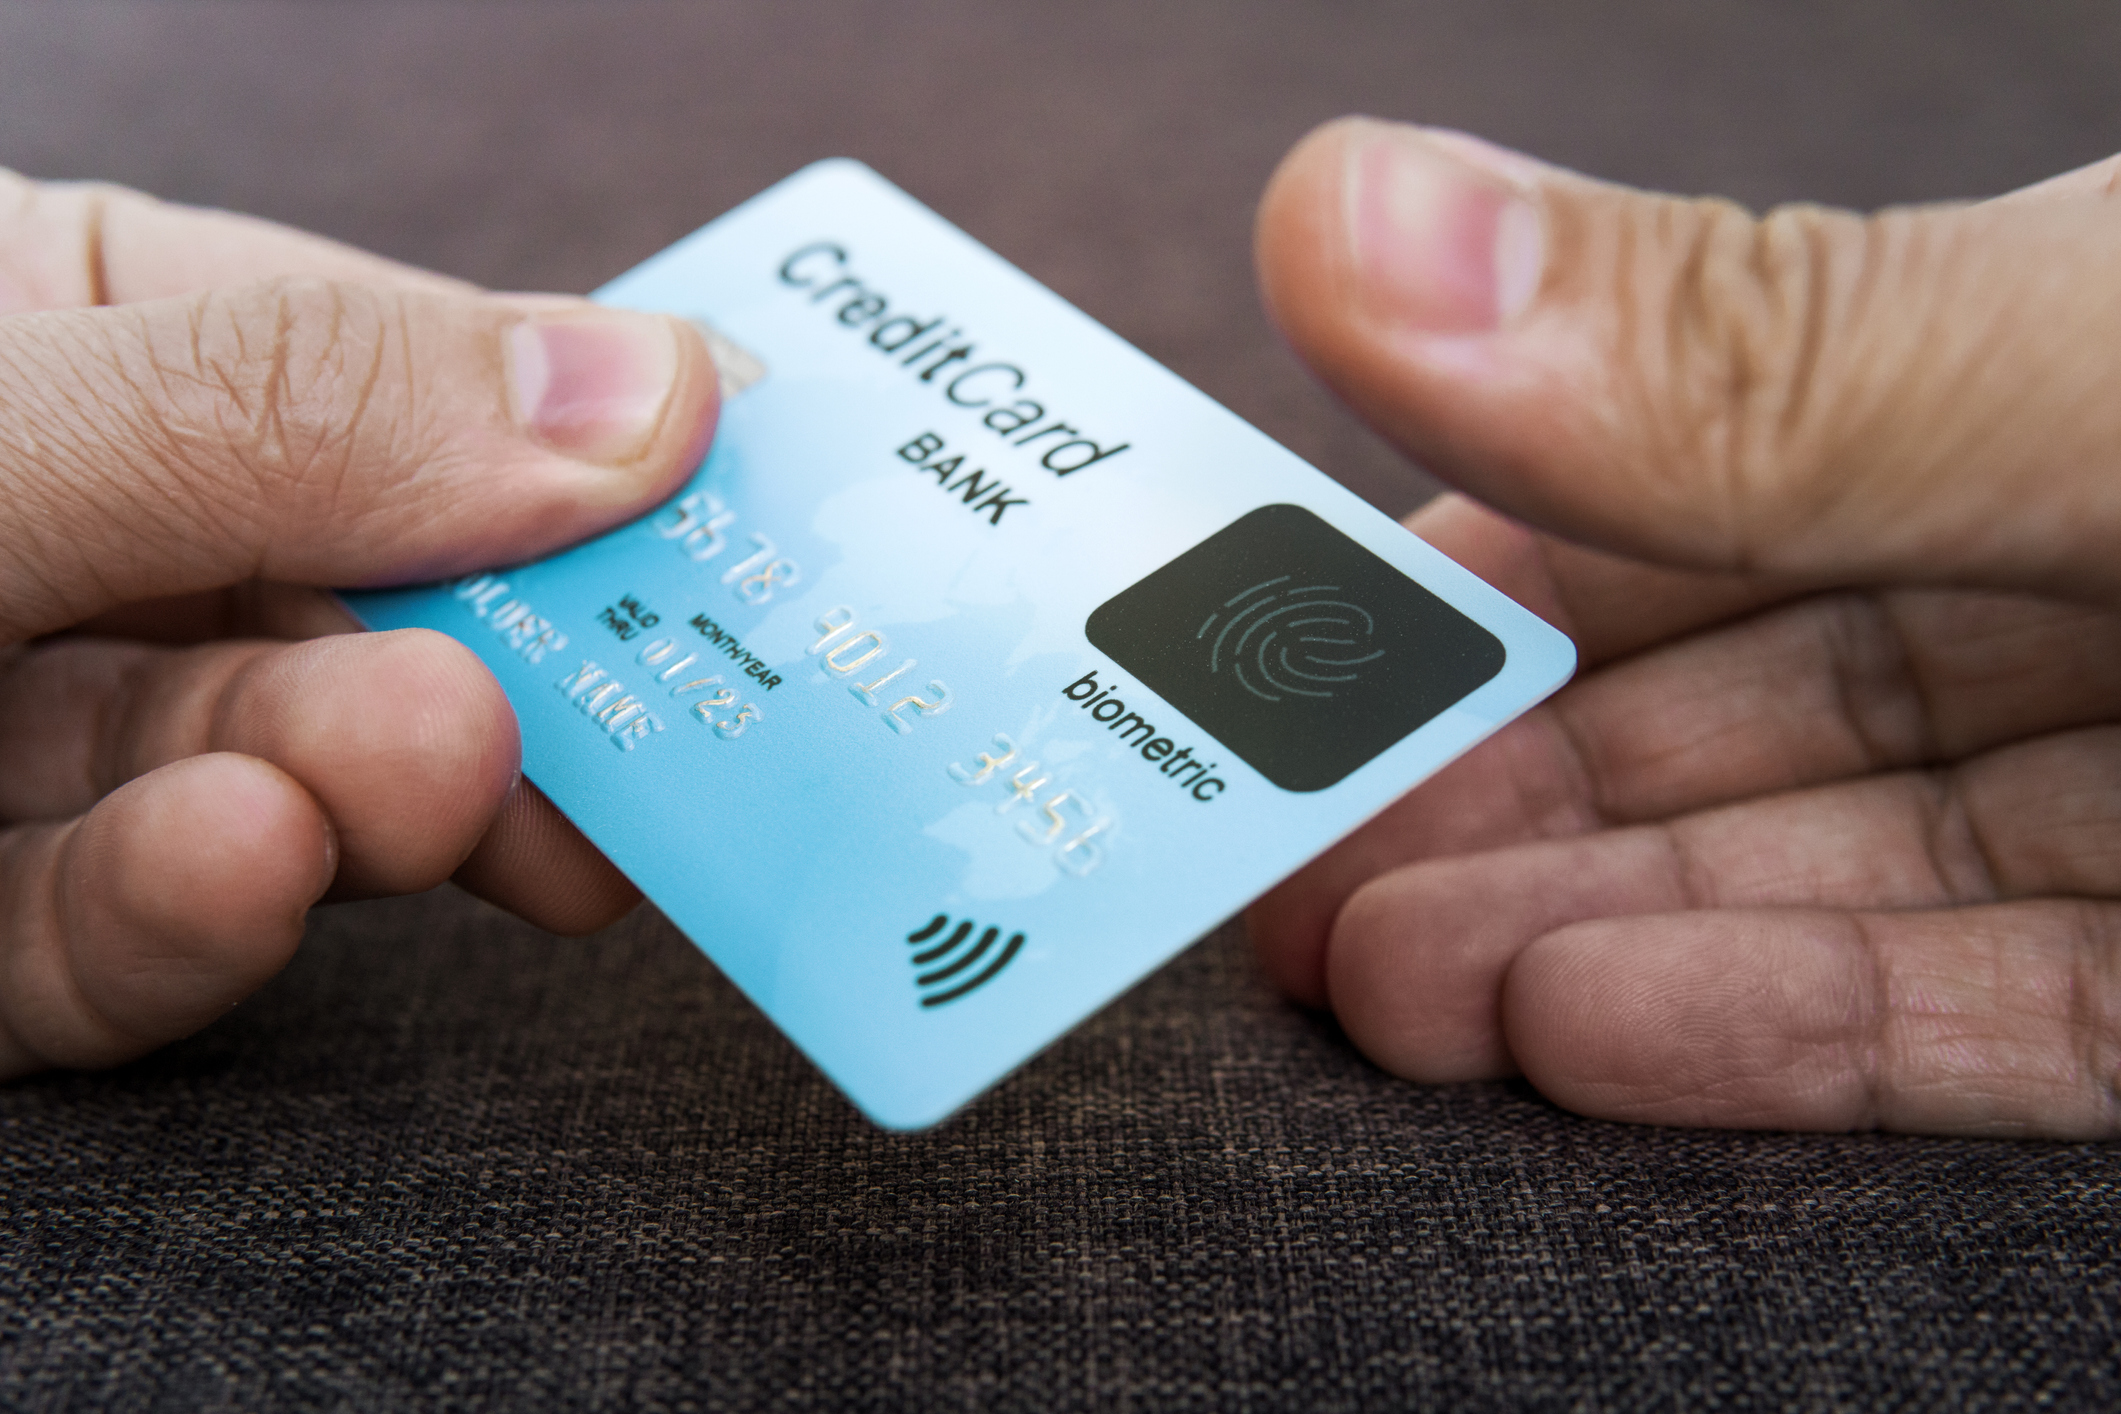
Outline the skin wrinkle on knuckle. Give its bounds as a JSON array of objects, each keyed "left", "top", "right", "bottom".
[
  {"left": 156, "top": 279, "right": 401, "bottom": 567},
  {"left": 1473, "top": 709, "right": 1603, "bottom": 847},
  {"left": 0, "top": 171, "right": 102, "bottom": 309},
  {"left": 286, "top": 282, "right": 381, "bottom": 518},
  {"left": 1649, "top": 820, "right": 1720, "bottom": 912},
  {"left": 222, "top": 282, "right": 332, "bottom": 503},
  {"left": 6, "top": 175, "right": 156, "bottom": 309},
  {"left": 1843, "top": 913, "right": 1891, "bottom": 1130},
  {"left": 322, "top": 290, "right": 446, "bottom": 550},
  {"left": 62, "top": 641, "right": 144, "bottom": 799},
  {"left": 340, "top": 297, "right": 410, "bottom": 511},
  {"left": 2003, "top": 909, "right": 2102, "bottom": 1136},
  {"left": 1872, "top": 592, "right": 1960, "bottom": 756},
  {"left": 1818, "top": 591, "right": 1936, "bottom": 770},
  {"left": 2062, "top": 905, "right": 2121, "bottom": 1132},
  {"left": 76, "top": 183, "right": 110, "bottom": 308},
  {"left": 1686, "top": 1032, "right": 1839, "bottom": 1127},
  {"left": 1540, "top": 697, "right": 1625, "bottom": 830},
  {"left": 288, "top": 285, "right": 435, "bottom": 557},
  {"left": 1633, "top": 196, "right": 1749, "bottom": 548},
  {"left": 74, "top": 299, "right": 276, "bottom": 581},
  {"left": 2038, "top": 740, "right": 2121, "bottom": 889},
  {"left": 0, "top": 176, "right": 59, "bottom": 308},
  {"left": 1868, "top": 907, "right": 2087, "bottom": 1136},
  {"left": 1646, "top": 197, "right": 1867, "bottom": 571},
  {"left": 1912, "top": 766, "right": 2004, "bottom": 905},
  {"left": 1523, "top": 531, "right": 1606, "bottom": 652},
  {"left": 0, "top": 321, "right": 191, "bottom": 626}
]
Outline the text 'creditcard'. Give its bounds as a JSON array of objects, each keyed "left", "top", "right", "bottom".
[{"left": 346, "top": 160, "right": 1574, "bottom": 1129}]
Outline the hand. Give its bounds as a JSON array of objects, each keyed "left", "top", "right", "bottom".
[
  {"left": 1248, "top": 119, "right": 2121, "bottom": 1139},
  {"left": 0, "top": 173, "right": 719, "bottom": 1077}
]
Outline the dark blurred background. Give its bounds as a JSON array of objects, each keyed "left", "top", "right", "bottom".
[{"left": 6, "top": 4, "right": 2121, "bottom": 1411}]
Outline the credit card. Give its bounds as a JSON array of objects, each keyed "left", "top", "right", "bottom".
[{"left": 346, "top": 160, "right": 1575, "bottom": 1129}]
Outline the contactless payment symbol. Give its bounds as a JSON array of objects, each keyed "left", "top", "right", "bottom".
[
  {"left": 906, "top": 914, "right": 1025, "bottom": 1007},
  {"left": 1086, "top": 504, "right": 1508, "bottom": 791}
]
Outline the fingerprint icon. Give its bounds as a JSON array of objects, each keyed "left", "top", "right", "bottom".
[
  {"left": 906, "top": 915, "right": 1026, "bottom": 1007},
  {"left": 1085, "top": 503, "right": 1508, "bottom": 792},
  {"left": 1195, "top": 576, "right": 1384, "bottom": 702}
]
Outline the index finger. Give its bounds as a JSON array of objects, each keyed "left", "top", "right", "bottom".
[
  {"left": 1508, "top": 900, "right": 2121, "bottom": 1138},
  {"left": 0, "top": 168, "right": 472, "bottom": 314}
]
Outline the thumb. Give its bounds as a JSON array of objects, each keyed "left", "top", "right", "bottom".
[
  {"left": 1257, "top": 118, "right": 2121, "bottom": 603},
  {"left": 0, "top": 279, "right": 718, "bottom": 639}
]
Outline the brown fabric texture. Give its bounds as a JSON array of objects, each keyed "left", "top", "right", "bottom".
[{"left": 5, "top": 3, "right": 2121, "bottom": 1409}]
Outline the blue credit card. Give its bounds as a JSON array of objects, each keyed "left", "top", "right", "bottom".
[{"left": 346, "top": 160, "right": 1575, "bottom": 1129}]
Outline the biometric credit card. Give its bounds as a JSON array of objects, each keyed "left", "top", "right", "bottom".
[{"left": 346, "top": 160, "right": 1575, "bottom": 1129}]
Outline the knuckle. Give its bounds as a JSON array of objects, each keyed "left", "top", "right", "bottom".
[
  {"left": 140, "top": 277, "right": 413, "bottom": 518},
  {"left": 1613, "top": 194, "right": 1888, "bottom": 571},
  {"left": 2071, "top": 908, "right": 2121, "bottom": 1133}
]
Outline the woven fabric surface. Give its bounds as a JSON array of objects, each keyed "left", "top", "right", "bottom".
[{"left": 4, "top": 3, "right": 2121, "bottom": 1409}]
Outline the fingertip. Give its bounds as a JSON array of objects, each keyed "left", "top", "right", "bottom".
[
  {"left": 57, "top": 753, "right": 333, "bottom": 1060},
  {"left": 362, "top": 304, "right": 720, "bottom": 587},
  {"left": 503, "top": 305, "right": 720, "bottom": 492},
  {"left": 1321, "top": 873, "right": 1417, "bottom": 1068},
  {"left": 452, "top": 777, "right": 641, "bottom": 936},
  {"left": 1501, "top": 919, "right": 1648, "bottom": 1108},
  {"left": 1247, "top": 783, "right": 1458, "bottom": 1014},
  {"left": 224, "top": 628, "right": 519, "bottom": 896},
  {"left": 1326, "top": 863, "right": 1519, "bottom": 1084},
  {"left": 1260, "top": 117, "right": 1549, "bottom": 349},
  {"left": 1254, "top": 117, "right": 1573, "bottom": 544}
]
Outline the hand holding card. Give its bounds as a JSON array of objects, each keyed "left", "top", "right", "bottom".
[{"left": 0, "top": 170, "right": 720, "bottom": 1081}]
